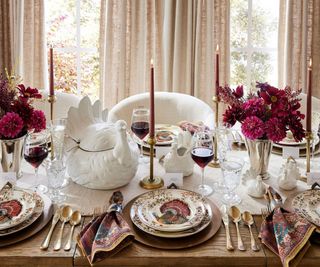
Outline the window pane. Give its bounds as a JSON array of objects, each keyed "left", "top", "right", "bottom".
[
  {"left": 251, "top": 52, "right": 277, "bottom": 89},
  {"left": 230, "top": 0, "right": 248, "bottom": 48},
  {"left": 231, "top": 51, "right": 248, "bottom": 87},
  {"left": 80, "top": 0, "right": 100, "bottom": 47},
  {"left": 252, "top": 0, "right": 279, "bottom": 48},
  {"left": 46, "top": 0, "right": 76, "bottom": 47},
  {"left": 81, "top": 52, "right": 99, "bottom": 97},
  {"left": 52, "top": 52, "right": 78, "bottom": 94}
]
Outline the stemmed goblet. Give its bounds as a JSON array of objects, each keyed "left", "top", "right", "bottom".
[
  {"left": 24, "top": 130, "right": 49, "bottom": 193},
  {"left": 191, "top": 130, "right": 214, "bottom": 196},
  {"left": 220, "top": 157, "right": 244, "bottom": 205},
  {"left": 131, "top": 107, "right": 150, "bottom": 163}
]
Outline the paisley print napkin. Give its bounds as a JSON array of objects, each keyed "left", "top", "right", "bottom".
[{"left": 259, "top": 207, "right": 316, "bottom": 267}]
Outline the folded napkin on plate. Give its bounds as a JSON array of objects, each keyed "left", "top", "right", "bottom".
[
  {"left": 178, "top": 121, "right": 210, "bottom": 134},
  {"left": 77, "top": 191, "right": 134, "bottom": 266},
  {"left": 259, "top": 207, "right": 316, "bottom": 267}
]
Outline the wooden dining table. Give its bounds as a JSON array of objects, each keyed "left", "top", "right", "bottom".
[{"left": 0, "top": 150, "right": 319, "bottom": 267}]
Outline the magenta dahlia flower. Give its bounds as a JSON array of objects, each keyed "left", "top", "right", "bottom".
[
  {"left": 242, "top": 97, "right": 266, "bottom": 118},
  {"left": 29, "top": 110, "right": 46, "bottom": 132},
  {"left": 241, "top": 116, "right": 265, "bottom": 140},
  {"left": 0, "top": 112, "right": 24, "bottom": 139},
  {"left": 265, "top": 118, "right": 287, "bottom": 142}
]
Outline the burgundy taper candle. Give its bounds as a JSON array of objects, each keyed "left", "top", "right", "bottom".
[
  {"left": 150, "top": 59, "right": 155, "bottom": 138},
  {"left": 49, "top": 46, "right": 55, "bottom": 96},
  {"left": 215, "top": 44, "right": 220, "bottom": 96},
  {"left": 306, "top": 59, "right": 312, "bottom": 132}
]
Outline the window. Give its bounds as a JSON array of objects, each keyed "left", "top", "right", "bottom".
[
  {"left": 46, "top": 0, "right": 100, "bottom": 97},
  {"left": 230, "top": 0, "right": 279, "bottom": 91}
]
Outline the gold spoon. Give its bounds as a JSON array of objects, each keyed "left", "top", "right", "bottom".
[
  {"left": 54, "top": 205, "right": 73, "bottom": 251},
  {"left": 64, "top": 210, "right": 82, "bottom": 251},
  {"left": 229, "top": 206, "right": 246, "bottom": 251},
  {"left": 242, "top": 211, "right": 260, "bottom": 252}
]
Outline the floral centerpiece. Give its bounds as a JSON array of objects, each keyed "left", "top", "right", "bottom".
[
  {"left": 218, "top": 82, "right": 305, "bottom": 196},
  {"left": 0, "top": 74, "right": 46, "bottom": 139},
  {"left": 219, "top": 82, "right": 305, "bottom": 142},
  {"left": 0, "top": 73, "right": 46, "bottom": 178}
]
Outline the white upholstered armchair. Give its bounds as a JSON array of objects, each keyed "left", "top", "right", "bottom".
[{"left": 108, "top": 92, "right": 214, "bottom": 128}]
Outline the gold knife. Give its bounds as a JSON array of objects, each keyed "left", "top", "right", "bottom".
[
  {"left": 220, "top": 205, "right": 234, "bottom": 251},
  {"left": 40, "top": 208, "right": 61, "bottom": 250}
]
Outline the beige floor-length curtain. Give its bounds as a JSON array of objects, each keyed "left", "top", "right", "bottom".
[
  {"left": 0, "top": 0, "right": 47, "bottom": 88},
  {"left": 0, "top": 0, "right": 12, "bottom": 73},
  {"left": 100, "top": 0, "right": 230, "bottom": 109},
  {"left": 278, "top": 0, "right": 320, "bottom": 98}
]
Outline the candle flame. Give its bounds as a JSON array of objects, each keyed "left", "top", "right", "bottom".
[
  {"left": 150, "top": 58, "right": 154, "bottom": 66},
  {"left": 216, "top": 44, "right": 219, "bottom": 52},
  {"left": 309, "top": 58, "right": 312, "bottom": 68}
]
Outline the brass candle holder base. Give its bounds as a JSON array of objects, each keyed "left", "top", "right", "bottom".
[
  {"left": 140, "top": 175, "right": 164, "bottom": 189},
  {"left": 208, "top": 160, "right": 220, "bottom": 168},
  {"left": 139, "top": 137, "right": 164, "bottom": 189}
]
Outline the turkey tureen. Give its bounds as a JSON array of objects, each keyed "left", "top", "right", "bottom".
[{"left": 66, "top": 97, "right": 139, "bottom": 189}]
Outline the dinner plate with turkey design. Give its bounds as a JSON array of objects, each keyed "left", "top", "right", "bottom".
[
  {"left": 0, "top": 189, "right": 37, "bottom": 230},
  {"left": 131, "top": 189, "right": 207, "bottom": 232},
  {"left": 292, "top": 190, "right": 320, "bottom": 227}
]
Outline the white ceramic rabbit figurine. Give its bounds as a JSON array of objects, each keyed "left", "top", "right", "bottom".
[
  {"left": 278, "top": 157, "right": 299, "bottom": 190},
  {"left": 163, "top": 131, "right": 194, "bottom": 176}
]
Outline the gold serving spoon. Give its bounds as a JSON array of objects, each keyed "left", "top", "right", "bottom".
[
  {"left": 54, "top": 205, "right": 73, "bottom": 251},
  {"left": 242, "top": 211, "right": 260, "bottom": 252},
  {"left": 229, "top": 206, "right": 246, "bottom": 251},
  {"left": 64, "top": 210, "right": 82, "bottom": 251}
]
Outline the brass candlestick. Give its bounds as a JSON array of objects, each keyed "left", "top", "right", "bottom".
[
  {"left": 209, "top": 95, "right": 220, "bottom": 168},
  {"left": 48, "top": 95, "right": 57, "bottom": 160},
  {"left": 140, "top": 137, "right": 164, "bottom": 189},
  {"left": 305, "top": 131, "right": 313, "bottom": 174}
]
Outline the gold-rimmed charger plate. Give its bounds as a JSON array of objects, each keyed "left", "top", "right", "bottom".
[{"left": 123, "top": 195, "right": 221, "bottom": 249}]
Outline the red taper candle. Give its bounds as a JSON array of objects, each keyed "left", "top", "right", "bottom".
[
  {"left": 150, "top": 59, "right": 155, "bottom": 138},
  {"left": 306, "top": 59, "right": 312, "bottom": 132},
  {"left": 49, "top": 46, "right": 55, "bottom": 96},
  {"left": 215, "top": 44, "right": 220, "bottom": 96}
]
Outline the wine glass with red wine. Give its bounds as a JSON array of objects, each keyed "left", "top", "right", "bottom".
[
  {"left": 191, "top": 130, "right": 214, "bottom": 196},
  {"left": 24, "top": 130, "right": 49, "bottom": 193},
  {"left": 131, "top": 107, "right": 150, "bottom": 163}
]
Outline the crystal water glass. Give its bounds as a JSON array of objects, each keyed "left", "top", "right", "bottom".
[
  {"left": 220, "top": 157, "right": 244, "bottom": 205},
  {"left": 49, "top": 119, "right": 67, "bottom": 160},
  {"left": 46, "top": 159, "right": 67, "bottom": 204}
]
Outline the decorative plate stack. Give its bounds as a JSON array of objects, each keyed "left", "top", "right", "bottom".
[
  {"left": 133, "top": 124, "right": 182, "bottom": 147},
  {"left": 0, "top": 184, "right": 47, "bottom": 239},
  {"left": 291, "top": 190, "right": 320, "bottom": 228},
  {"left": 130, "top": 189, "right": 213, "bottom": 238},
  {"left": 272, "top": 135, "right": 320, "bottom": 156}
]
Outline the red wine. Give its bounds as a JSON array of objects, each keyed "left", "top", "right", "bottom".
[
  {"left": 131, "top": 121, "right": 149, "bottom": 139},
  {"left": 24, "top": 147, "right": 48, "bottom": 168},
  {"left": 191, "top": 147, "right": 214, "bottom": 168}
]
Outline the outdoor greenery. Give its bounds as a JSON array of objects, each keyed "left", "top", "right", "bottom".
[
  {"left": 46, "top": 0, "right": 100, "bottom": 97},
  {"left": 230, "top": 0, "right": 278, "bottom": 91}
]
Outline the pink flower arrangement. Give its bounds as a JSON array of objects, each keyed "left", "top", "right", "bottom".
[
  {"left": 219, "top": 82, "right": 305, "bottom": 142},
  {"left": 0, "top": 75, "right": 46, "bottom": 139}
]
